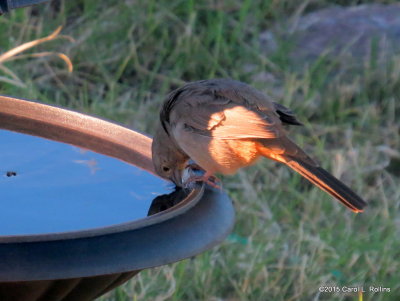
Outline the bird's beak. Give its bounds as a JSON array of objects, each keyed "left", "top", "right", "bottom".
[
  {"left": 171, "top": 160, "right": 203, "bottom": 188},
  {"left": 171, "top": 167, "right": 184, "bottom": 187}
]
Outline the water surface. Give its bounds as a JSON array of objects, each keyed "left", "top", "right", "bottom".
[{"left": 0, "top": 130, "right": 173, "bottom": 235}]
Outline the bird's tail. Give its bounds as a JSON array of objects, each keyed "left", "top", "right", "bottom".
[{"left": 257, "top": 140, "right": 367, "bottom": 213}]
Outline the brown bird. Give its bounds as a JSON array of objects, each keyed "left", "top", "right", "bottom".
[{"left": 152, "top": 79, "right": 367, "bottom": 213}]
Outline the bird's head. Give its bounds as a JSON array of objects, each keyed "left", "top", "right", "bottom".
[{"left": 151, "top": 125, "right": 188, "bottom": 187}]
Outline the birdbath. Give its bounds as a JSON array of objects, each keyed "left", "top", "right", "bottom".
[{"left": 0, "top": 95, "right": 234, "bottom": 301}]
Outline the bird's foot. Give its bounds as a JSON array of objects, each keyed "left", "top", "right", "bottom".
[
  {"left": 181, "top": 161, "right": 221, "bottom": 189},
  {"left": 185, "top": 172, "right": 221, "bottom": 189}
]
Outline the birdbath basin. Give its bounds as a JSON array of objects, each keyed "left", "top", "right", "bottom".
[{"left": 0, "top": 96, "right": 234, "bottom": 301}]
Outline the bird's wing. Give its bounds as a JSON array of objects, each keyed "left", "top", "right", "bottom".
[{"left": 175, "top": 96, "right": 282, "bottom": 140}]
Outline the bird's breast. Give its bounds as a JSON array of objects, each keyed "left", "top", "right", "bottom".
[{"left": 208, "top": 139, "right": 261, "bottom": 174}]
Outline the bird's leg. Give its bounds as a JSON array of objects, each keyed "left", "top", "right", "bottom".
[
  {"left": 182, "top": 161, "right": 221, "bottom": 188},
  {"left": 186, "top": 171, "right": 221, "bottom": 189}
]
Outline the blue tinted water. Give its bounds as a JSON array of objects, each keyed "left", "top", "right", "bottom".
[{"left": 0, "top": 130, "right": 173, "bottom": 235}]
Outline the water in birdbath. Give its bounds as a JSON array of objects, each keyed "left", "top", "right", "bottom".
[{"left": 0, "top": 129, "right": 176, "bottom": 236}]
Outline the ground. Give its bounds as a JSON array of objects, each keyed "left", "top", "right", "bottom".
[{"left": 1, "top": 1, "right": 399, "bottom": 300}]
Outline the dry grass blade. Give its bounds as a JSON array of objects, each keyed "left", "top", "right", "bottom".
[
  {"left": 0, "top": 26, "right": 63, "bottom": 63},
  {"left": 0, "top": 26, "right": 73, "bottom": 88},
  {"left": 8, "top": 52, "right": 73, "bottom": 72}
]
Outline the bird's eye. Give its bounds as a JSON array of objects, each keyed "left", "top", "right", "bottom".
[{"left": 162, "top": 166, "right": 170, "bottom": 172}]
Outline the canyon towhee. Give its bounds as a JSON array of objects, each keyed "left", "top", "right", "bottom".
[{"left": 152, "top": 79, "right": 367, "bottom": 212}]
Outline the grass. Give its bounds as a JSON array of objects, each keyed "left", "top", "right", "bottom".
[{"left": 1, "top": 0, "right": 400, "bottom": 300}]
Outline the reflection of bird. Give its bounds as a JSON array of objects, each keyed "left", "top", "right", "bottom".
[
  {"left": 152, "top": 79, "right": 367, "bottom": 212},
  {"left": 147, "top": 187, "right": 189, "bottom": 216}
]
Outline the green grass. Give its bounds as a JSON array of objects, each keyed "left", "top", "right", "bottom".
[{"left": 1, "top": 1, "right": 400, "bottom": 300}]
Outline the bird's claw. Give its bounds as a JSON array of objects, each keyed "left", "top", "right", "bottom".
[{"left": 185, "top": 174, "right": 221, "bottom": 189}]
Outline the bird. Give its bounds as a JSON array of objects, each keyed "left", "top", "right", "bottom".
[{"left": 151, "top": 78, "right": 367, "bottom": 213}]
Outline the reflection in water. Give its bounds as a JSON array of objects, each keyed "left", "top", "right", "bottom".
[
  {"left": 147, "top": 187, "right": 189, "bottom": 216},
  {"left": 0, "top": 130, "right": 183, "bottom": 236}
]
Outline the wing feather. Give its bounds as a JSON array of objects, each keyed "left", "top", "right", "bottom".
[{"left": 181, "top": 102, "right": 281, "bottom": 140}]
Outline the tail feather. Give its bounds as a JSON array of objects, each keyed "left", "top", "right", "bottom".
[
  {"left": 283, "top": 156, "right": 367, "bottom": 212},
  {"left": 257, "top": 138, "right": 367, "bottom": 212}
]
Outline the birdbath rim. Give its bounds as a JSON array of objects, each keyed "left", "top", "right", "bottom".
[{"left": 0, "top": 95, "right": 204, "bottom": 243}]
